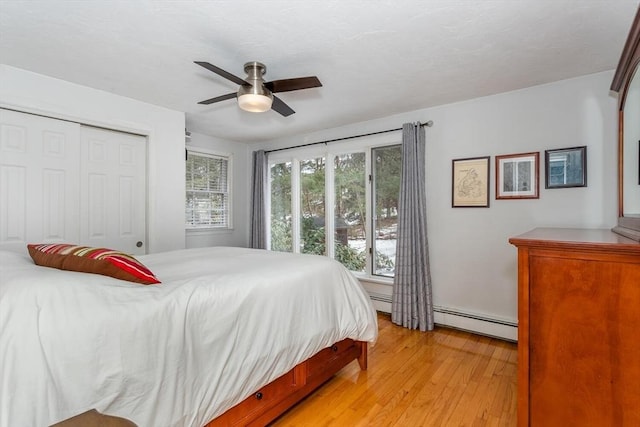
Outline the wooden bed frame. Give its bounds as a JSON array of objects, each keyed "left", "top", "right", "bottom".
[
  {"left": 206, "top": 338, "right": 368, "bottom": 426},
  {"left": 54, "top": 338, "right": 367, "bottom": 427}
]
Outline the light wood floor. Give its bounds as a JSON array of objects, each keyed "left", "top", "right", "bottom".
[{"left": 272, "top": 313, "right": 517, "bottom": 426}]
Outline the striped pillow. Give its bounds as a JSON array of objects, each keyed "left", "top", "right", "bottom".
[{"left": 27, "top": 243, "right": 160, "bottom": 285}]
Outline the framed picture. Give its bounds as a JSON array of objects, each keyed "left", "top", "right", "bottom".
[
  {"left": 544, "top": 146, "right": 587, "bottom": 189},
  {"left": 495, "top": 152, "right": 539, "bottom": 199},
  {"left": 452, "top": 156, "right": 490, "bottom": 207}
]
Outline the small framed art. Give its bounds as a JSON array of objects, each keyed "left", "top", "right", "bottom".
[
  {"left": 544, "top": 146, "right": 587, "bottom": 189},
  {"left": 452, "top": 156, "right": 490, "bottom": 207},
  {"left": 495, "top": 152, "right": 539, "bottom": 199}
]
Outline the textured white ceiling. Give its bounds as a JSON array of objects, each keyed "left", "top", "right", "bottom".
[{"left": 0, "top": 0, "right": 637, "bottom": 143}]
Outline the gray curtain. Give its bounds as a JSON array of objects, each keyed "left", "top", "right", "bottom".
[
  {"left": 249, "top": 150, "right": 267, "bottom": 249},
  {"left": 391, "top": 122, "right": 434, "bottom": 331}
]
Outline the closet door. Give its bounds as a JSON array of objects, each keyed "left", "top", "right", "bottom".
[
  {"left": 80, "top": 126, "right": 147, "bottom": 255},
  {"left": 0, "top": 109, "right": 81, "bottom": 249}
]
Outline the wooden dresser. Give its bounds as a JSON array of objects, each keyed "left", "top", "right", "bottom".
[{"left": 509, "top": 228, "right": 640, "bottom": 427}]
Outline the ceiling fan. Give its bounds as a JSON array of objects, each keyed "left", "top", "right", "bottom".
[{"left": 195, "top": 61, "right": 322, "bottom": 117}]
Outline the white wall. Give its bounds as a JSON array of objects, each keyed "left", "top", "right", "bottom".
[
  {"left": 185, "top": 131, "right": 251, "bottom": 248},
  {"left": 255, "top": 71, "right": 618, "bottom": 338},
  {"left": 0, "top": 64, "right": 186, "bottom": 253}
]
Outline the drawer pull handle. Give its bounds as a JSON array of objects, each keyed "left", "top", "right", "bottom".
[
  {"left": 255, "top": 392, "right": 263, "bottom": 400},
  {"left": 331, "top": 345, "right": 338, "bottom": 352}
]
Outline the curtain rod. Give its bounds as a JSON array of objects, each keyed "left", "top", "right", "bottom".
[{"left": 265, "top": 120, "right": 433, "bottom": 154}]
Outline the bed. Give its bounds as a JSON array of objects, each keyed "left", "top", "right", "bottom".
[{"left": 0, "top": 246, "right": 378, "bottom": 427}]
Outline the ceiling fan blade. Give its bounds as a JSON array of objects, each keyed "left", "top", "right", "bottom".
[
  {"left": 271, "top": 96, "right": 295, "bottom": 117},
  {"left": 194, "top": 61, "right": 247, "bottom": 86},
  {"left": 265, "top": 76, "right": 322, "bottom": 93},
  {"left": 198, "top": 92, "right": 237, "bottom": 105}
]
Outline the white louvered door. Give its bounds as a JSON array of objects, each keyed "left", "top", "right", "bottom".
[
  {"left": 80, "top": 126, "right": 147, "bottom": 255},
  {"left": 0, "top": 109, "right": 81, "bottom": 250},
  {"left": 0, "top": 109, "right": 147, "bottom": 255}
]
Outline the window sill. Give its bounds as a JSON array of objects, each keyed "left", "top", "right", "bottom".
[
  {"left": 186, "top": 228, "right": 234, "bottom": 235},
  {"left": 352, "top": 273, "right": 394, "bottom": 286}
]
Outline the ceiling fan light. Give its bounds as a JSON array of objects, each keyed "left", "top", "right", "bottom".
[{"left": 238, "top": 93, "right": 273, "bottom": 113}]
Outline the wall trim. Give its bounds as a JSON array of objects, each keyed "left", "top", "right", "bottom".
[
  {"left": 367, "top": 292, "right": 517, "bottom": 342},
  {"left": 0, "top": 104, "right": 151, "bottom": 137}
]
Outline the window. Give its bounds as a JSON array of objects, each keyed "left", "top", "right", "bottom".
[
  {"left": 270, "top": 161, "right": 293, "bottom": 251},
  {"left": 300, "top": 157, "right": 326, "bottom": 255},
  {"left": 334, "top": 152, "right": 366, "bottom": 273},
  {"left": 372, "top": 145, "right": 401, "bottom": 277},
  {"left": 268, "top": 142, "right": 402, "bottom": 279},
  {"left": 185, "top": 150, "right": 231, "bottom": 228}
]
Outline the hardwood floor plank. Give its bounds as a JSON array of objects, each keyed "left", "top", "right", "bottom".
[{"left": 271, "top": 313, "right": 517, "bottom": 426}]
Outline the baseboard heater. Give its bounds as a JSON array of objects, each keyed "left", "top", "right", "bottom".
[
  {"left": 433, "top": 306, "right": 517, "bottom": 328},
  {"left": 368, "top": 292, "right": 392, "bottom": 304},
  {"left": 368, "top": 292, "right": 518, "bottom": 341}
]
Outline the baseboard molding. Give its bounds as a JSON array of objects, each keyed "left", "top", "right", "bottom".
[{"left": 367, "top": 292, "right": 518, "bottom": 342}]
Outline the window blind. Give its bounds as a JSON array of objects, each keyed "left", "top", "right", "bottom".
[{"left": 186, "top": 151, "right": 230, "bottom": 228}]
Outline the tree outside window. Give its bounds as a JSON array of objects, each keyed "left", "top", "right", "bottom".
[
  {"left": 334, "top": 153, "right": 366, "bottom": 272},
  {"left": 372, "top": 145, "right": 401, "bottom": 277},
  {"left": 300, "top": 157, "right": 326, "bottom": 255},
  {"left": 270, "top": 162, "right": 292, "bottom": 252}
]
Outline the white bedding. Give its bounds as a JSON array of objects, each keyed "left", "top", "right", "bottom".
[{"left": 0, "top": 247, "right": 378, "bottom": 427}]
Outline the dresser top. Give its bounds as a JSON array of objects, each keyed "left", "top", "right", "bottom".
[{"left": 509, "top": 227, "right": 640, "bottom": 253}]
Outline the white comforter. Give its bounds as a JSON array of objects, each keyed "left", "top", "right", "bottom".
[{"left": 0, "top": 247, "right": 378, "bottom": 427}]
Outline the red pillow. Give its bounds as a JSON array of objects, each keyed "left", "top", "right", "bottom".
[{"left": 27, "top": 243, "right": 160, "bottom": 285}]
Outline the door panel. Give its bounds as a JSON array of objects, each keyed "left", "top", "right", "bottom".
[
  {"left": 80, "top": 126, "right": 146, "bottom": 254},
  {"left": 0, "top": 109, "right": 80, "bottom": 249}
]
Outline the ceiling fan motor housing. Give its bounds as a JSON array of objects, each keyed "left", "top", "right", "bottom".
[
  {"left": 238, "top": 62, "right": 273, "bottom": 98},
  {"left": 237, "top": 61, "right": 273, "bottom": 112}
]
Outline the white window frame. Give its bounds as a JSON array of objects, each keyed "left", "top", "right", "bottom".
[
  {"left": 370, "top": 143, "right": 403, "bottom": 278},
  {"left": 185, "top": 147, "right": 233, "bottom": 230},
  {"left": 267, "top": 132, "right": 400, "bottom": 280}
]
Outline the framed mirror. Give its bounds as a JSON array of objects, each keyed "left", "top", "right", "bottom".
[{"left": 611, "top": 6, "right": 640, "bottom": 241}]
